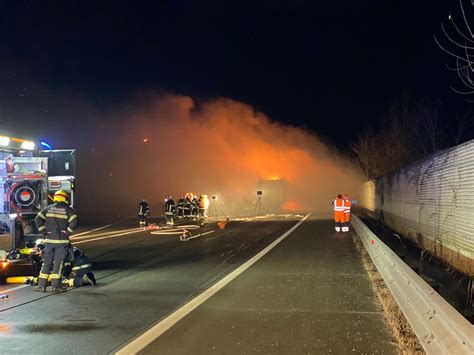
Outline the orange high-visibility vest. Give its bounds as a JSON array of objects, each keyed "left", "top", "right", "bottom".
[
  {"left": 344, "top": 199, "right": 351, "bottom": 213},
  {"left": 199, "top": 196, "right": 205, "bottom": 208},
  {"left": 333, "top": 198, "right": 345, "bottom": 211},
  {"left": 199, "top": 195, "right": 209, "bottom": 209}
]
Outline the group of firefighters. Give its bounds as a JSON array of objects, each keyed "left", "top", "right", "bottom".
[
  {"left": 18, "top": 189, "right": 352, "bottom": 293},
  {"left": 333, "top": 193, "right": 352, "bottom": 233},
  {"left": 138, "top": 193, "right": 211, "bottom": 226}
]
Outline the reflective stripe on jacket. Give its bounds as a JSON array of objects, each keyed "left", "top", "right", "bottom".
[
  {"left": 333, "top": 198, "right": 345, "bottom": 212},
  {"left": 344, "top": 199, "right": 352, "bottom": 213},
  {"left": 138, "top": 202, "right": 149, "bottom": 216},
  {"left": 35, "top": 202, "right": 78, "bottom": 242}
]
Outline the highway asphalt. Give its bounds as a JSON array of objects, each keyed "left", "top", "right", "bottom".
[
  {"left": 0, "top": 214, "right": 397, "bottom": 354},
  {"left": 138, "top": 215, "right": 398, "bottom": 354},
  {"left": 0, "top": 215, "right": 305, "bottom": 353}
]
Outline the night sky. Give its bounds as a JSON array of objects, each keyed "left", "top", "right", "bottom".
[{"left": 0, "top": 0, "right": 468, "bottom": 150}]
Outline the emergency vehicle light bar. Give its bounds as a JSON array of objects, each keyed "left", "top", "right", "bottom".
[
  {"left": 0, "top": 136, "right": 10, "bottom": 146},
  {"left": 0, "top": 135, "right": 36, "bottom": 151}
]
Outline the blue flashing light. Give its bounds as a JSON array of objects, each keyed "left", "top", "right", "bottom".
[{"left": 40, "top": 141, "right": 53, "bottom": 150}]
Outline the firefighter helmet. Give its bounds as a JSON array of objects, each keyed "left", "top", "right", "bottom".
[
  {"left": 53, "top": 190, "right": 69, "bottom": 203},
  {"left": 73, "top": 247, "right": 84, "bottom": 258}
]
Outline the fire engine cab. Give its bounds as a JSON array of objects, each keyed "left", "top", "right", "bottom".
[{"left": 0, "top": 134, "right": 76, "bottom": 257}]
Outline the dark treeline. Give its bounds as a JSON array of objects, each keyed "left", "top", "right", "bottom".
[{"left": 352, "top": 96, "right": 474, "bottom": 180}]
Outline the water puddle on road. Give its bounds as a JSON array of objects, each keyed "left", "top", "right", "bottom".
[{"left": 20, "top": 322, "right": 103, "bottom": 333}]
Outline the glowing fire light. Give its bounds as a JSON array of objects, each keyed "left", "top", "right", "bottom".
[
  {"left": 282, "top": 200, "right": 300, "bottom": 211},
  {"left": 80, "top": 95, "right": 364, "bottom": 219},
  {"left": 0, "top": 324, "right": 12, "bottom": 335}
]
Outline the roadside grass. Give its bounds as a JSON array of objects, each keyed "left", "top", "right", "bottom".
[{"left": 353, "top": 233, "right": 424, "bottom": 355}]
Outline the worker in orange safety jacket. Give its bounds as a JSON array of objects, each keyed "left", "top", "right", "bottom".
[
  {"left": 198, "top": 194, "right": 209, "bottom": 218},
  {"left": 333, "top": 194, "right": 345, "bottom": 232},
  {"left": 342, "top": 193, "right": 351, "bottom": 232}
]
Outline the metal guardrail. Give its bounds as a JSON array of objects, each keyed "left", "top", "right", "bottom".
[{"left": 352, "top": 215, "right": 474, "bottom": 354}]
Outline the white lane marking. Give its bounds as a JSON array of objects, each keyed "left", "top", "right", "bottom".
[
  {"left": 0, "top": 284, "right": 29, "bottom": 293},
  {"left": 73, "top": 221, "right": 124, "bottom": 237},
  {"left": 73, "top": 229, "right": 147, "bottom": 245},
  {"left": 116, "top": 213, "right": 310, "bottom": 355},
  {"left": 199, "top": 231, "right": 214, "bottom": 237}
]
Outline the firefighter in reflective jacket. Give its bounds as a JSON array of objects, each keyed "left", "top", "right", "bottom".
[
  {"left": 164, "top": 195, "right": 175, "bottom": 225},
  {"left": 34, "top": 190, "right": 78, "bottom": 293},
  {"left": 343, "top": 193, "right": 351, "bottom": 232},
  {"left": 333, "top": 194, "right": 345, "bottom": 233},
  {"left": 199, "top": 194, "right": 209, "bottom": 217},
  {"left": 138, "top": 199, "right": 150, "bottom": 226},
  {"left": 63, "top": 247, "right": 96, "bottom": 288}
]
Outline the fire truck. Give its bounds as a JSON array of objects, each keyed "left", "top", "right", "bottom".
[{"left": 0, "top": 134, "right": 76, "bottom": 277}]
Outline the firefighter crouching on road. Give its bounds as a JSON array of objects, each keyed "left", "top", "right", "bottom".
[
  {"left": 138, "top": 199, "right": 150, "bottom": 227},
  {"left": 18, "top": 244, "right": 96, "bottom": 287},
  {"left": 34, "top": 190, "right": 78, "bottom": 293},
  {"left": 63, "top": 247, "right": 96, "bottom": 287},
  {"left": 343, "top": 193, "right": 351, "bottom": 232},
  {"left": 333, "top": 194, "right": 345, "bottom": 233}
]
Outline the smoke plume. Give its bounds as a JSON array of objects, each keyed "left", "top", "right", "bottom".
[{"left": 76, "top": 94, "right": 364, "bottom": 221}]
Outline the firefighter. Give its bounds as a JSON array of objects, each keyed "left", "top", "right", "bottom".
[
  {"left": 34, "top": 190, "right": 78, "bottom": 293},
  {"left": 333, "top": 194, "right": 345, "bottom": 233},
  {"left": 63, "top": 247, "right": 96, "bottom": 288},
  {"left": 343, "top": 193, "right": 351, "bottom": 232},
  {"left": 191, "top": 194, "right": 199, "bottom": 218},
  {"left": 31, "top": 239, "right": 45, "bottom": 278},
  {"left": 186, "top": 193, "right": 198, "bottom": 218},
  {"left": 199, "top": 194, "right": 209, "bottom": 218},
  {"left": 138, "top": 198, "right": 150, "bottom": 227},
  {"left": 177, "top": 196, "right": 186, "bottom": 218},
  {"left": 184, "top": 193, "right": 193, "bottom": 217},
  {"left": 164, "top": 195, "right": 175, "bottom": 225}
]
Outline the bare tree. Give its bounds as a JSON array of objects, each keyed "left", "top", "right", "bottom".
[
  {"left": 353, "top": 95, "right": 474, "bottom": 180},
  {"left": 452, "top": 109, "right": 474, "bottom": 144},
  {"left": 352, "top": 129, "right": 377, "bottom": 179},
  {"left": 416, "top": 99, "right": 443, "bottom": 155},
  {"left": 352, "top": 97, "right": 421, "bottom": 179},
  {"left": 435, "top": 0, "right": 474, "bottom": 98}
]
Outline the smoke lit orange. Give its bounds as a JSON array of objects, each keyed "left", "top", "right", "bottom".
[{"left": 77, "top": 94, "right": 364, "bottom": 220}]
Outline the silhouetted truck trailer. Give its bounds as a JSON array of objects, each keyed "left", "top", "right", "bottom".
[{"left": 256, "top": 179, "right": 287, "bottom": 214}]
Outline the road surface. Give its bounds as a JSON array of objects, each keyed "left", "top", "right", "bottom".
[{"left": 0, "top": 214, "right": 397, "bottom": 354}]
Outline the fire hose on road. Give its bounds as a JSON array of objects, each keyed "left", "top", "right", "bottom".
[{"left": 148, "top": 225, "right": 213, "bottom": 241}]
